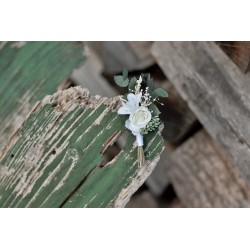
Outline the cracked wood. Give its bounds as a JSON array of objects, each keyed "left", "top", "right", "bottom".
[
  {"left": 0, "top": 87, "right": 164, "bottom": 208},
  {"left": 165, "top": 130, "right": 250, "bottom": 207},
  {"left": 0, "top": 42, "right": 85, "bottom": 150},
  {"left": 152, "top": 41, "right": 250, "bottom": 186}
]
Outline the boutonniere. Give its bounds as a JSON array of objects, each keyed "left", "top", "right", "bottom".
[{"left": 114, "top": 69, "right": 168, "bottom": 167}]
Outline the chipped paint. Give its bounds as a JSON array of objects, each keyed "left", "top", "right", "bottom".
[
  {"left": 0, "top": 42, "right": 86, "bottom": 151},
  {"left": 11, "top": 41, "right": 26, "bottom": 48},
  {"left": 0, "top": 86, "right": 164, "bottom": 208}
]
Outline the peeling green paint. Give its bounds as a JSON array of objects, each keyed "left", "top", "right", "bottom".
[
  {"left": 0, "top": 42, "right": 85, "bottom": 149},
  {"left": 0, "top": 87, "right": 164, "bottom": 208}
]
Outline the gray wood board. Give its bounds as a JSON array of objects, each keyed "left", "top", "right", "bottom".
[
  {"left": 152, "top": 41, "right": 250, "bottom": 185},
  {"left": 164, "top": 130, "right": 250, "bottom": 207}
]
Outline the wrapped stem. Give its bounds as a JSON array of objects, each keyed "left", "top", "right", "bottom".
[
  {"left": 137, "top": 146, "right": 145, "bottom": 168},
  {"left": 136, "top": 134, "right": 145, "bottom": 167}
]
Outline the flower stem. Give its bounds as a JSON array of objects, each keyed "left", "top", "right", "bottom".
[{"left": 137, "top": 146, "right": 145, "bottom": 168}]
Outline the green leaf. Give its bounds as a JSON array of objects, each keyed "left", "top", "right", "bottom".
[
  {"left": 152, "top": 88, "right": 168, "bottom": 99},
  {"left": 147, "top": 74, "right": 153, "bottom": 85},
  {"left": 122, "top": 93, "right": 129, "bottom": 100},
  {"left": 140, "top": 117, "right": 160, "bottom": 135},
  {"left": 149, "top": 103, "right": 161, "bottom": 116},
  {"left": 114, "top": 75, "right": 129, "bottom": 87},
  {"left": 122, "top": 68, "right": 128, "bottom": 80},
  {"left": 128, "top": 77, "right": 137, "bottom": 92}
]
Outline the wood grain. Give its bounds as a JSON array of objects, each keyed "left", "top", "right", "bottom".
[
  {"left": 152, "top": 41, "right": 250, "bottom": 186},
  {"left": 165, "top": 131, "right": 250, "bottom": 207},
  {"left": 0, "top": 42, "right": 85, "bottom": 150},
  {"left": 0, "top": 87, "right": 164, "bottom": 208}
]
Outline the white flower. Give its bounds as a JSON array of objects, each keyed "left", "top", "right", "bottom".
[
  {"left": 129, "top": 106, "right": 152, "bottom": 129},
  {"left": 135, "top": 76, "right": 142, "bottom": 94},
  {"left": 137, "top": 76, "right": 142, "bottom": 84},
  {"left": 118, "top": 93, "right": 142, "bottom": 115},
  {"left": 118, "top": 93, "right": 151, "bottom": 135},
  {"left": 125, "top": 106, "right": 151, "bottom": 146},
  {"left": 118, "top": 82, "right": 152, "bottom": 147}
]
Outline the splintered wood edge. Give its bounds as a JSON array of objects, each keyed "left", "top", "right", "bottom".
[
  {"left": 113, "top": 148, "right": 162, "bottom": 208},
  {"left": 0, "top": 86, "right": 119, "bottom": 166},
  {"left": 1, "top": 86, "right": 164, "bottom": 207},
  {"left": 44, "top": 87, "right": 164, "bottom": 207}
]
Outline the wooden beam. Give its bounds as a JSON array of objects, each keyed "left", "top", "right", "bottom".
[
  {"left": 88, "top": 41, "right": 155, "bottom": 75},
  {"left": 71, "top": 48, "right": 118, "bottom": 98},
  {"left": 152, "top": 41, "right": 250, "bottom": 186},
  {"left": 0, "top": 87, "right": 164, "bottom": 208},
  {"left": 165, "top": 130, "right": 250, "bottom": 207},
  {"left": 0, "top": 42, "right": 85, "bottom": 150}
]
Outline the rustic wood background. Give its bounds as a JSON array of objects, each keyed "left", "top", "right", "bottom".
[{"left": 1, "top": 41, "right": 250, "bottom": 207}]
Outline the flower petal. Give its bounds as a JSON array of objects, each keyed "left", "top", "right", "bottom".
[
  {"left": 127, "top": 93, "right": 141, "bottom": 109},
  {"left": 127, "top": 93, "right": 136, "bottom": 103},
  {"left": 125, "top": 119, "right": 132, "bottom": 130},
  {"left": 125, "top": 119, "right": 140, "bottom": 136},
  {"left": 118, "top": 105, "right": 131, "bottom": 115}
]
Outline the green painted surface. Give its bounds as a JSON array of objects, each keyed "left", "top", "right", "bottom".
[
  {"left": 0, "top": 42, "right": 85, "bottom": 149},
  {"left": 0, "top": 87, "right": 164, "bottom": 208}
]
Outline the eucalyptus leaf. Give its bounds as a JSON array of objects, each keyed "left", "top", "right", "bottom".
[
  {"left": 122, "top": 93, "right": 129, "bottom": 100},
  {"left": 114, "top": 75, "right": 129, "bottom": 87},
  {"left": 128, "top": 77, "right": 137, "bottom": 92},
  {"left": 152, "top": 88, "right": 168, "bottom": 99},
  {"left": 149, "top": 103, "right": 161, "bottom": 116},
  {"left": 122, "top": 68, "right": 128, "bottom": 80},
  {"left": 146, "top": 74, "right": 154, "bottom": 90}
]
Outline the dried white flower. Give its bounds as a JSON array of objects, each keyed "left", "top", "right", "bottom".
[
  {"left": 118, "top": 92, "right": 152, "bottom": 146},
  {"left": 135, "top": 76, "right": 142, "bottom": 94},
  {"left": 118, "top": 93, "right": 142, "bottom": 115}
]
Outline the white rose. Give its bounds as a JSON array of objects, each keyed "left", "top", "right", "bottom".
[
  {"left": 129, "top": 106, "right": 152, "bottom": 129},
  {"left": 124, "top": 106, "right": 151, "bottom": 146}
]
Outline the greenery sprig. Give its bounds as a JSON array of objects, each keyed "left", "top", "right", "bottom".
[
  {"left": 114, "top": 68, "right": 168, "bottom": 125},
  {"left": 115, "top": 69, "right": 168, "bottom": 167},
  {"left": 140, "top": 116, "right": 161, "bottom": 135}
]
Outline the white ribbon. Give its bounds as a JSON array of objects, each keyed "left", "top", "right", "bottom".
[{"left": 136, "top": 133, "right": 144, "bottom": 147}]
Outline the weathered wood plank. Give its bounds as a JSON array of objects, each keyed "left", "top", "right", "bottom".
[
  {"left": 71, "top": 48, "right": 118, "bottom": 97},
  {"left": 164, "top": 130, "right": 250, "bottom": 207},
  {"left": 0, "top": 87, "right": 164, "bottom": 208},
  {"left": 0, "top": 42, "right": 85, "bottom": 150},
  {"left": 88, "top": 41, "right": 155, "bottom": 75},
  {"left": 152, "top": 41, "right": 250, "bottom": 185}
]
